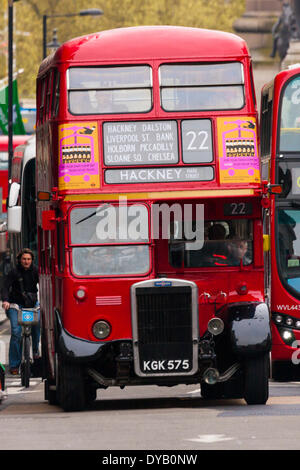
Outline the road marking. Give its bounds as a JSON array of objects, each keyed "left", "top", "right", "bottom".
[
  {"left": 5, "top": 388, "right": 40, "bottom": 395},
  {"left": 186, "top": 434, "right": 234, "bottom": 444}
]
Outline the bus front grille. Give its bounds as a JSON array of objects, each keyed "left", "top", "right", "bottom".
[
  {"left": 131, "top": 280, "right": 198, "bottom": 377},
  {"left": 136, "top": 287, "right": 192, "bottom": 344}
]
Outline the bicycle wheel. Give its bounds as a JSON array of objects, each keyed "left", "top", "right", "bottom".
[{"left": 21, "top": 336, "right": 31, "bottom": 388}]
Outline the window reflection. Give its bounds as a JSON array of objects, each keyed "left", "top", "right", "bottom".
[
  {"left": 169, "top": 219, "right": 253, "bottom": 268},
  {"left": 280, "top": 76, "right": 300, "bottom": 152},
  {"left": 277, "top": 209, "right": 300, "bottom": 294},
  {"left": 72, "top": 245, "right": 150, "bottom": 276}
]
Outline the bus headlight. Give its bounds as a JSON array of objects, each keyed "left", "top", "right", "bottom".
[
  {"left": 272, "top": 313, "right": 300, "bottom": 330},
  {"left": 274, "top": 314, "right": 283, "bottom": 324},
  {"left": 278, "top": 327, "right": 295, "bottom": 346},
  {"left": 207, "top": 317, "right": 224, "bottom": 336},
  {"left": 92, "top": 320, "right": 111, "bottom": 339}
]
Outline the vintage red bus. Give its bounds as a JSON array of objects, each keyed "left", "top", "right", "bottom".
[
  {"left": 33, "top": 26, "right": 271, "bottom": 410},
  {"left": 261, "top": 64, "right": 300, "bottom": 380}
]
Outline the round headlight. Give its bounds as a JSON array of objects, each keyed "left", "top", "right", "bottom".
[
  {"left": 207, "top": 317, "right": 224, "bottom": 336},
  {"left": 286, "top": 317, "right": 294, "bottom": 327},
  {"left": 274, "top": 314, "right": 283, "bottom": 324},
  {"left": 92, "top": 320, "right": 111, "bottom": 339}
]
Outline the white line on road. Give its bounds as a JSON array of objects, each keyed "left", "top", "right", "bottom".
[{"left": 186, "top": 434, "right": 234, "bottom": 444}]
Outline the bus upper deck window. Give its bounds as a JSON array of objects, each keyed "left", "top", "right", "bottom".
[
  {"left": 68, "top": 66, "right": 152, "bottom": 115},
  {"left": 279, "top": 75, "right": 300, "bottom": 152},
  {"left": 159, "top": 62, "right": 245, "bottom": 112}
]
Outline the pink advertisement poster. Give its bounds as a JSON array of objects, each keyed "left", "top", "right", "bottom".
[
  {"left": 217, "top": 117, "right": 261, "bottom": 184},
  {"left": 58, "top": 122, "right": 100, "bottom": 190}
]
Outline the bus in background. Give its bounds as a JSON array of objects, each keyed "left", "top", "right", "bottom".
[
  {"left": 31, "top": 26, "right": 271, "bottom": 411},
  {"left": 0, "top": 135, "right": 31, "bottom": 216},
  {"left": 7, "top": 134, "right": 37, "bottom": 264},
  {"left": 261, "top": 64, "right": 300, "bottom": 380}
]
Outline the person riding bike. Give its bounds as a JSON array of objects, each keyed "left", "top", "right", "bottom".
[{"left": 1, "top": 248, "right": 39, "bottom": 375}]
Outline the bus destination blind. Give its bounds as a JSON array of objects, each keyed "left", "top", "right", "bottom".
[{"left": 103, "top": 119, "right": 213, "bottom": 168}]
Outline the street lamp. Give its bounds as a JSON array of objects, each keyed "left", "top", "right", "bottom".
[
  {"left": 42, "top": 8, "right": 103, "bottom": 59},
  {"left": 46, "top": 29, "right": 60, "bottom": 54}
]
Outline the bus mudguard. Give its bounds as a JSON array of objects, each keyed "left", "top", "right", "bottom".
[
  {"left": 228, "top": 302, "right": 271, "bottom": 356},
  {"left": 54, "top": 309, "right": 110, "bottom": 363}
]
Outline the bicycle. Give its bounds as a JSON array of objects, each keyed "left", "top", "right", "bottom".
[{"left": 17, "top": 306, "right": 40, "bottom": 388}]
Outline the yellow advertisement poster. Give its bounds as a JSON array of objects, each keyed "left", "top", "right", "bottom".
[
  {"left": 217, "top": 117, "right": 261, "bottom": 184},
  {"left": 58, "top": 122, "right": 100, "bottom": 190}
]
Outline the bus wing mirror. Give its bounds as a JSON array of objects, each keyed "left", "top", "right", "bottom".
[
  {"left": 8, "top": 182, "right": 20, "bottom": 207},
  {"left": 7, "top": 206, "right": 22, "bottom": 233},
  {"left": 42, "top": 210, "right": 56, "bottom": 231},
  {"left": 263, "top": 234, "right": 270, "bottom": 252},
  {"left": 266, "top": 183, "right": 282, "bottom": 195}
]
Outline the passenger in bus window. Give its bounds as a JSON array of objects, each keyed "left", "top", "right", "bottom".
[
  {"left": 190, "top": 223, "right": 229, "bottom": 267},
  {"left": 227, "top": 239, "right": 252, "bottom": 266},
  {"left": 70, "top": 89, "right": 128, "bottom": 114}
]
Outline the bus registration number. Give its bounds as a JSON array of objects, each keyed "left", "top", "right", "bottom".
[{"left": 142, "top": 359, "right": 190, "bottom": 372}]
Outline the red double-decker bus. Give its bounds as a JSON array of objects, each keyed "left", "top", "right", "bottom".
[
  {"left": 32, "top": 26, "right": 271, "bottom": 410},
  {"left": 261, "top": 64, "right": 300, "bottom": 380}
]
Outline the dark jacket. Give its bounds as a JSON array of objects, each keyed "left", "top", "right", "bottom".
[{"left": 1, "top": 263, "right": 39, "bottom": 307}]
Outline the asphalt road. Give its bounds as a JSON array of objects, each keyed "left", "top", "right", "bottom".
[{"left": 1, "top": 317, "right": 300, "bottom": 452}]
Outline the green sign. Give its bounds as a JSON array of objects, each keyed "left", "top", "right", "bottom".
[{"left": 0, "top": 80, "right": 25, "bottom": 135}]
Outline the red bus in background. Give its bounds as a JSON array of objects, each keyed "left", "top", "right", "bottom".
[
  {"left": 0, "top": 135, "right": 31, "bottom": 287},
  {"left": 32, "top": 26, "right": 271, "bottom": 411},
  {"left": 0, "top": 135, "right": 30, "bottom": 215},
  {"left": 7, "top": 135, "right": 36, "bottom": 263},
  {"left": 261, "top": 64, "right": 300, "bottom": 380}
]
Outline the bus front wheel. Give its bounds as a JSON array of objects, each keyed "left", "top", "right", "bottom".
[
  {"left": 57, "top": 356, "right": 86, "bottom": 412},
  {"left": 243, "top": 352, "right": 269, "bottom": 405}
]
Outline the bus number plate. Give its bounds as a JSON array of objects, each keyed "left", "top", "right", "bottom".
[
  {"left": 223, "top": 202, "right": 253, "bottom": 216},
  {"left": 142, "top": 359, "right": 190, "bottom": 373}
]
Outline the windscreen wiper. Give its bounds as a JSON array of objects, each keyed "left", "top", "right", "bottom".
[{"left": 75, "top": 203, "right": 110, "bottom": 225}]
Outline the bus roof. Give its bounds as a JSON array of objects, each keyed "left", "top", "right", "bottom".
[{"left": 39, "top": 26, "right": 249, "bottom": 73}]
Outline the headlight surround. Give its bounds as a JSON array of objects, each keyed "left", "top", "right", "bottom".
[
  {"left": 73, "top": 286, "right": 87, "bottom": 301},
  {"left": 272, "top": 312, "right": 300, "bottom": 330}
]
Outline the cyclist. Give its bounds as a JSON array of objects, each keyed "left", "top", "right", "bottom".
[{"left": 1, "top": 248, "right": 39, "bottom": 375}]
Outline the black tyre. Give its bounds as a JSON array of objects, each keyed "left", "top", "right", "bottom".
[
  {"left": 244, "top": 353, "right": 269, "bottom": 405},
  {"left": 21, "top": 336, "right": 31, "bottom": 388},
  {"left": 0, "top": 365, "right": 5, "bottom": 392},
  {"left": 44, "top": 378, "right": 59, "bottom": 405},
  {"left": 57, "top": 356, "right": 86, "bottom": 412}
]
